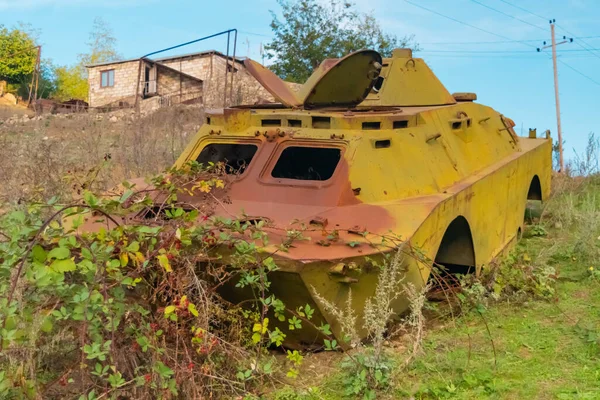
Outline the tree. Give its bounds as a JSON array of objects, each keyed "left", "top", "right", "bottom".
[
  {"left": 13, "top": 60, "right": 56, "bottom": 100},
  {"left": 78, "top": 17, "right": 121, "bottom": 67},
  {"left": 265, "top": 0, "right": 418, "bottom": 83},
  {"left": 0, "top": 24, "right": 37, "bottom": 84},
  {"left": 54, "top": 17, "right": 121, "bottom": 101},
  {"left": 52, "top": 65, "right": 88, "bottom": 101}
]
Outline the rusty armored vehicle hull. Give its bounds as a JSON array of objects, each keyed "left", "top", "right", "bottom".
[{"left": 79, "top": 49, "right": 552, "bottom": 348}]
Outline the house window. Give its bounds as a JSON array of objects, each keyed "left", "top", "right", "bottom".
[
  {"left": 271, "top": 146, "right": 341, "bottom": 181},
  {"left": 100, "top": 70, "right": 115, "bottom": 88}
]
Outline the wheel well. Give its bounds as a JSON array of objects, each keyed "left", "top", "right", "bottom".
[
  {"left": 527, "top": 175, "right": 542, "bottom": 201},
  {"left": 434, "top": 216, "right": 476, "bottom": 276}
]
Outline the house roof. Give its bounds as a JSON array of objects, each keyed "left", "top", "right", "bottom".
[{"left": 86, "top": 50, "right": 246, "bottom": 68}]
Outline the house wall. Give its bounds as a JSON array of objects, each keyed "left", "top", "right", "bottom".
[
  {"left": 88, "top": 60, "right": 141, "bottom": 107},
  {"left": 161, "top": 54, "right": 276, "bottom": 108},
  {"left": 156, "top": 67, "right": 203, "bottom": 103},
  {"left": 87, "top": 53, "right": 295, "bottom": 109}
]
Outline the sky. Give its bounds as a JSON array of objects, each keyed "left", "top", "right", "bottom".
[{"left": 2, "top": 0, "right": 600, "bottom": 161}]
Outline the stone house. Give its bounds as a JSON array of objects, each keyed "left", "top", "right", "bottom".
[{"left": 86, "top": 50, "right": 277, "bottom": 110}]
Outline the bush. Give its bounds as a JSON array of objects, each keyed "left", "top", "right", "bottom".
[{"left": 0, "top": 161, "right": 317, "bottom": 399}]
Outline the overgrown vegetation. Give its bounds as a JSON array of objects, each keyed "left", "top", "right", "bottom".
[
  {"left": 0, "top": 160, "right": 323, "bottom": 398},
  {"left": 0, "top": 106, "right": 202, "bottom": 205},
  {"left": 0, "top": 154, "right": 429, "bottom": 398},
  {"left": 2, "top": 111, "right": 600, "bottom": 399}
]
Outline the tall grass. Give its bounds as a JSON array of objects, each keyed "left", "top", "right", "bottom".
[{"left": 0, "top": 105, "right": 204, "bottom": 205}]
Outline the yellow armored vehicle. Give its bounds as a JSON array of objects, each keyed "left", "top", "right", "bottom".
[
  {"left": 172, "top": 48, "right": 552, "bottom": 346},
  {"left": 82, "top": 49, "right": 553, "bottom": 347}
]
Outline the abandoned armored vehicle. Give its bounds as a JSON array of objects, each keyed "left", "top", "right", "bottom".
[{"left": 80, "top": 48, "right": 552, "bottom": 347}]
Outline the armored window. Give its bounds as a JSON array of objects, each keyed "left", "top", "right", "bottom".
[
  {"left": 196, "top": 143, "right": 258, "bottom": 174},
  {"left": 271, "top": 147, "right": 341, "bottom": 181},
  {"left": 100, "top": 70, "right": 115, "bottom": 88}
]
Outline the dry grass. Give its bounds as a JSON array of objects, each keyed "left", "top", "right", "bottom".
[{"left": 0, "top": 105, "right": 204, "bottom": 205}]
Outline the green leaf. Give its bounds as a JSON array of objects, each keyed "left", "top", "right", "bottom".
[
  {"left": 153, "top": 361, "right": 174, "bottom": 378},
  {"left": 262, "top": 256, "right": 278, "bottom": 271},
  {"left": 157, "top": 254, "right": 172, "bottom": 272},
  {"left": 48, "top": 246, "right": 70, "bottom": 260},
  {"left": 164, "top": 305, "right": 176, "bottom": 315},
  {"left": 11, "top": 210, "right": 26, "bottom": 223},
  {"left": 83, "top": 191, "right": 98, "bottom": 207},
  {"left": 188, "top": 303, "right": 199, "bottom": 317},
  {"left": 40, "top": 317, "right": 53, "bottom": 333},
  {"left": 32, "top": 245, "right": 47, "bottom": 263},
  {"left": 319, "top": 323, "right": 332, "bottom": 335},
  {"left": 119, "top": 189, "right": 134, "bottom": 204},
  {"left": 81, "top": 247, "right": 93, "bottom": 260},
  {"left": 50, "top": 258, "right": 77, "bottom": 272}
]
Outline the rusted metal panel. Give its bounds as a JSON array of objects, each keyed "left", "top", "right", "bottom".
[{"left": 243, "top": 59, "right": 302, "bottom": 108}]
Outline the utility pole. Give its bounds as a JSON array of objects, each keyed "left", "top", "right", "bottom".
[{"left": 537, "top": 20, "right": 572, "bottom": 173}]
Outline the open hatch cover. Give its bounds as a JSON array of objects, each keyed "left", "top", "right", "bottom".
[{"left": 243, "top": 49, "right": 383, "bottom": 109}]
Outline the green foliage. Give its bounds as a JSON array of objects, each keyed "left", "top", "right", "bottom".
[
  {"left": 266, "top": 0, "right": 417, "bottom": 82},
  {"left": 53, "top": 65, "right": 88, "bottom": 101},
  {"left": 0, "top": 161, "right": 310, "bottom": 398},
  {"left": 454, "top": 244, "right": 558, "bottom": 313},
  {"left": 527, "top": 224, "right": 548, "bottom": 237},
  {"left": 339, "top": 350, "right": 392, "bottom": 399},
  {"left": 0, "top": 23, "right": 55, "bottom": 100},
  {"left": 0, "top": 24, "right": 37, "bottom": 83}
]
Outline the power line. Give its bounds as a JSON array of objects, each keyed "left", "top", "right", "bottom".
[
  {"left": 419, "top": 54, "right": 549, "bottom": 59},
  {"left": 497, "top": 0, "right": 549, "bottom": 22},
  {"left": 238, "top": 30, "right": 272, "bottom": 38},
  {"left": 420, "top": 53, "right": 593, "bottom": 58},
  {"left": 469, "top": 0, "right": 548, "bottom": 32},
  {"left": 558, "top": 58, "right": 600, "bottom": 86},
  {"left": 402, "top": 0, "right": 537, "bottom": 49},
  {"left": 497, "top": 0, "right": 600, "bottom": 63},
  {"left": 421, "top": 35, "right": 600, "bottom": 45},
  {"left": 556, "top": 24, "right": 600, "bottom": 61},
  {"left": 421, "top": 38, "right": 543, "bottom": 45},
  {"left": 0, "top": 45, "right": 40, "bottom": 61},
  {"left": 405, "top": 0, "right": 600, "bottom": 92},
  {"left": 418, "top": 48, "right": 600, "bottom": 54}
]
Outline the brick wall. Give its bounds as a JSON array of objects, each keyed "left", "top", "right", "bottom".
[
  {"left": 88, "top": 60, "right": 140, "bottom": 107},
  {"left": 88, "top": 53, "right": 300, "bottom": 109},
  {"left": 156, "top": 66, "right": 203, "bottom": 100},
  {"left": 161, "top": 54, "right": 277, "bottom": 108}
]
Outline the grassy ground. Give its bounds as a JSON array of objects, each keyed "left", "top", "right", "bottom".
[
  {"left": 269, "top": 178, "right": 600, "bottom": 400},
  {"left": 393, "top": 241, "right": 600, "bottom": 399}
]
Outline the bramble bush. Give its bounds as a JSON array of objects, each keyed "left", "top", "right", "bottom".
[{"left": 0, "top": 161, "right": 323, "bottom": 399}]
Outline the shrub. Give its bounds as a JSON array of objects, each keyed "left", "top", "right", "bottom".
[{"left": 0, "top": 161, "right": 314, "bottom": 399}]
